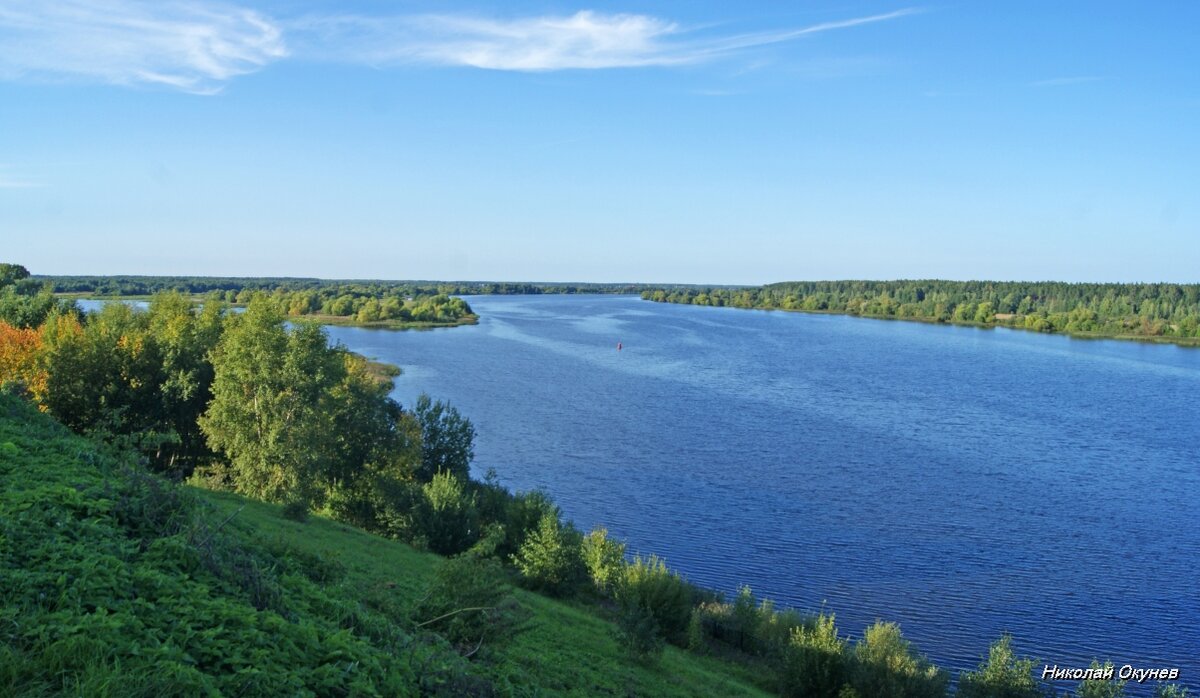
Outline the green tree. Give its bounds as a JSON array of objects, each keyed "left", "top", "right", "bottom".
[
  {"left": 499, "top": 488, "right": 559, "bottom": 558},
  {"left": 200, "top": 297, "right": 345, "bottom": 503},
  {"left": 513, "top": 511, "right": 585, "bottom": 596},
  {"left": 581, "top": 526, "right": 626, "bottom": 593},
  {"left": 616, "top": 555, "right": 694, "bottom": 644},
  {"left": 145, "top": 292, "right": 225, "bottom": 473},
  {"left": 615, "top": 598, "right": 665, "bottom": 663},
  {"left": 957, "top": 634, "right": 1050, "bottom": 698},
  {"left": 414, "top": 393, "right": 476, "bottom": 482},
  {"left": 40, "top": 302, "right": 163, "bottom": 446},
  {"left": 850, "top": 621, "right": 947, "bottom": 698},
  {"left": 975, "top": 301, "right": 996, "bottom": 324},
  {"left": 0, "top": 263, "right": 30, "bottom": 287},
  {"left": 780, "top": 612, "right": 848, "bottom": 698},
  {"left": 0, "top": 263, "right": 61, "bottom": 328},
  {"left": 417, "top": 471, "right": 479, "bottom": 555}
]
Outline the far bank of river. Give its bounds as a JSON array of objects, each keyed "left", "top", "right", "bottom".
[{"left": 69, "top": 295, "right": 477, "bottom": 331}]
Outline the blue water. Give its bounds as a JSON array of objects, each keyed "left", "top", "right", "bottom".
[{"left": 323, "top": 294, "right": 1199, "bottom": 689}]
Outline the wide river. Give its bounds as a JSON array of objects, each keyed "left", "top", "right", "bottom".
[{"left": 324, "top": 295, "right": 1196, "bottom": 689}]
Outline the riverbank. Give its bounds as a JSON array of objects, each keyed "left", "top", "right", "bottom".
[
  {"left": 58, "top": 293, "right": 480, "bottom": 331},
  {"left": 640, "top": 280, "right": 1200, "bottom": 347},
  {"left": 714, "top": 304, "right": 1200, "bottom": 347},
  {"left": 300, "top": 312, "right": 479, "bottom": 331}
]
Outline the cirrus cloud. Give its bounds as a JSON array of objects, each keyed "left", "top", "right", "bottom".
[
  {"left": 0, "top": 0, "right": 287, "bottom": 93},
  {"left": 293, "top": 8, "right": 921, "bottom": 72},
  {"left": 0, "top": 2, "right": 919, "bottom": 92}
]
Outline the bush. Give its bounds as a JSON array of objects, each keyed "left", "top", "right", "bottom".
[
  {"left": 281, "top": 498, "right": 309, "bottom": 522},
  {"left": 414, "top": 394, "right": 475, "bottom": 482},
  {"left": 512, "top": 512, "right": 585, "bottom": 596},
  {"left": 850, "top": 621, "right": 947, "bottom": 698},
  {"left": 730, "top": 585, "right": 761, "bottom": 652},
  {"left": 501, "top": 489, "right": 558, "bottom": 558},
  {"left": 411, "top": 554, "right": 525, "bottom": 657},
  {"left": 957, "top": 634, "right": 1049, "bottom": 698},
  {"left": 756, "top": 604, "right": 807, "bottom": 660},
  {"left": 581, "top": 527, "right": 626, "bottom": 594},
  {"left": 780, "top": 612, "right": 848, "bottom": 698},
  {"left": 417, "top": 472, "right": 479, "bottom": 555},
  {"left": 615, "top": 598, "right": 664, "bottom": 664},
  {"left": 616, "top": 555, "right": 694, "bottom": 645}
]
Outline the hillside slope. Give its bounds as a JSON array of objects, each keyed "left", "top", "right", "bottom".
[{"left": 0, "top": 393, "right": 767, "bottom": 697}]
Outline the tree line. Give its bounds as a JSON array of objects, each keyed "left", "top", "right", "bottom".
[
  {"left": 642, "top": 280, "right": 1200, "bottom": 341},
  {"left": 40, "top": 273, "right": 701, "bottom": 298},
  {"left": 1, "top": 263, "right": 1190, "bottom": 697}
]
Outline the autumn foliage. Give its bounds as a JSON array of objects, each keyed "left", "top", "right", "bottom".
[{"left": 0, "top": 320, "right": 48, "bottom": 402}]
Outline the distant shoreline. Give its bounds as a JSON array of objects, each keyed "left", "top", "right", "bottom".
[
  {"left": 57, "top": 292, "right": 479, "bottom": 332},
  {"left": 723, "top": 304, "right": 1200, "bottom": 347},
  {"left": 641, "top": 280, "right": 1200, "bottom": 348}
]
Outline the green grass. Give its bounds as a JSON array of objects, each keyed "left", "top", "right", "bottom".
[
  {"left": 197, "top": 490, "right": 771, "bottom": 697},
  {"left": 0, "top": 393, "right": 767, "bottom": 697}
]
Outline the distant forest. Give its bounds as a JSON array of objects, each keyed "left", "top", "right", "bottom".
[
  {"left": 40, "top": 275, "right": 696, "bottom": 297},
  {"left": 642, "top": 280, "right": 1200, "bottom": 342}
]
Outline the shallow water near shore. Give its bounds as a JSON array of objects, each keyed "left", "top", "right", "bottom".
[{"left": 326, "top": 294, "right": 1195, "bottom": 690}]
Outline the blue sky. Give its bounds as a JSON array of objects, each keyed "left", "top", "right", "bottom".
[{"left": 1, "top": 1, "right": 1197, "bottom": 284}]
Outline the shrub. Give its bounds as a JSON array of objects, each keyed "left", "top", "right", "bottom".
[
  {"left": 414, "top": 394, "right": 475, "bottom": 482},
  {"left": 615, "top": 598, "right": 664, "bottom": 664},
  {"left": 850, "top": 621, "right": 948, "bottom": 698},
  {"left": 730, "top": 585, "right": 761, "bottom": 652},
  {"left": 756, "top": 605, "right": 807, "bottom": 660},
  {"left": 501, "top": 489, "right": 558, "bottom": 558},
  {"left": 465, "top": 522, "right": 506, "bottom": 559},
  {"left": 512, "top": 512, "right": 585, "bottom": 596},
  {"left": 780, "top": 612, "right": 848, "bottom": 698},
  {"left": 417, "top": 472, "right": 479, "bottom": 555},
  {"left": 411, "top": 554, "right": 524, "bottom": 657},
  {"left": 616, "top": 555, "right": 694, "bottom": 644},
  {"left": 581, "top": 526, "right": 626, "bottom": 594},
  {"left": 957, "top": 634, "right": 1049, "bottom": 698},
  {"left": 281, "top": 498, "right": 309, "bottom": 522}
]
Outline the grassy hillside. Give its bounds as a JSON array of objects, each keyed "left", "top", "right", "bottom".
[{"left": 0, "top": 393, "right": 767, "bottom": 697}]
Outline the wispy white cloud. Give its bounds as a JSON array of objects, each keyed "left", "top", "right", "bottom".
[
  {"left": 0, "top": 0, "right": 287, "bottom": 93},
  {"left": 684, "top": 9, "right": 922, "bottom": 58},
  {"left": 289, "top": 8, "right": 922, "bottom": 72},
  {"left": 1030, "top": 76, "right": 1106, "bottom": 87},
  {"left": 0, "top": 3, "right": 919, "bottom": 91}
]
